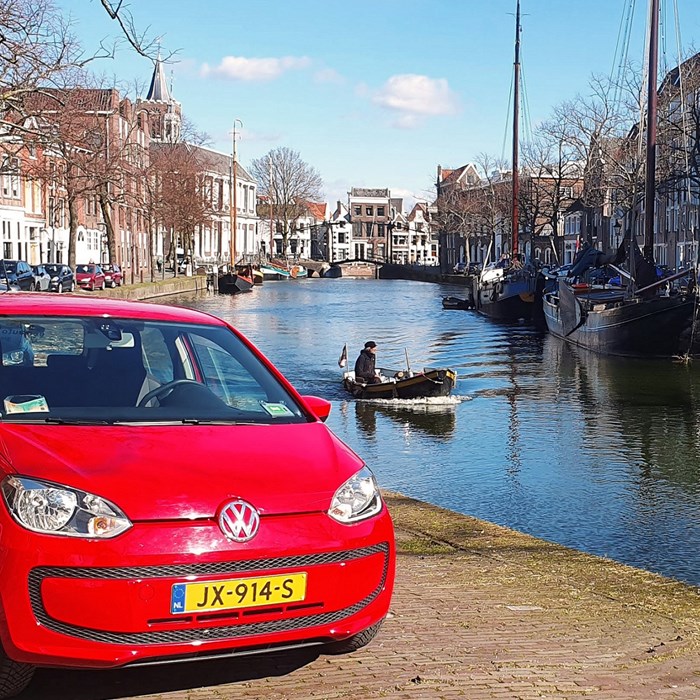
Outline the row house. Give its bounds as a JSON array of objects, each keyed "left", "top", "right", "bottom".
[
  {"left": 184, "top": 148, "right": 259, "bottom": 265},
  {"left": 2, "top": 88, "right": 152, "bottom": 276},
  {"left": 256, "top": 198, "right": 325, "bottom": 260},
  {"left": 436, "top": 161, "right": 583, "bottom": 272},
  {"left": 324, "top": 201, "right": 352, "bottom": 261},
  {"left": 348, "top": 188, "right": 394, "bottom": 261},
  {"left": 405, "top": 202, "right": 438, "bottom": 265}
]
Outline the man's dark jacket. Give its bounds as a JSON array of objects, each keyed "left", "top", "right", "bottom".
[{"left": 354, "top": 349, "right": 376, "bottom": 382}]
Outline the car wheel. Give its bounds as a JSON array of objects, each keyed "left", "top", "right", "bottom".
[
  {"left": 28, "top": 282, "right": 35, "bottom": 292},
  {"left": 110, "top": 280, "right": 116, "bottom": 288},
  {"left": 70, "top": 281, "right": 75, "bottom": 292},
  {"left": 57, "top": 282, "right": 63, "bottom": 294},
  {"left": 0, "top": 648, "right": 35, "bottom": 699},
  {"left": 100, "top": 280, "right": 106, "bottom": 290},
  {"left": 324, "top": 620, "right": 384, "bottom": 655},
  {"left": 89, "top": 282, "right": 94, "bottom": 291}
]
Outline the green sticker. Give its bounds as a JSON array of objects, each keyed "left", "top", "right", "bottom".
[{"left": 260, "top": 402, "right": 294, "bottom": 417}]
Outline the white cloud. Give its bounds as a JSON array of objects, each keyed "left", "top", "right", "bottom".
[
  {"left": 200, "top": 55, "right": 311, "bottom": 81},
  {"left": 373, "top": 74, "right": 458, "bottom": 126},
  {"left": 314, "top": 68, "right": 344, "bottom": 84}
]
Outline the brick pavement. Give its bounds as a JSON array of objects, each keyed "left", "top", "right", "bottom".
[{"left": 19, "top": 492, "right": 700, "bottom": 699}]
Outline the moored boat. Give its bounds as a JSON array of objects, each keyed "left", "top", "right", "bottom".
[
  {"left": 290, "top": 264, "right": 308, "bottom": 279},
  {"left": 260, "top": 263, "right": 291, "bottom": 281},
  {"left": 442, "top": 295, "right": 473, "bottom": 310},
  {"left": 218, "top": 263, "right": 254, "bottom": 294},
  {"left": 542, "top": 0, "right": 698, "bottom": 358},
  {"left": 342, "top": 367, "right": 456, "bottom": 400},
  {"left": 543, "top": 274, "right": 695, "bottom": 357},
  {"left": 473, "top": 1, "right": 538, "bottom": 322}
]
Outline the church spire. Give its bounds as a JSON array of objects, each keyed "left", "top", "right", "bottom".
[{"left": 146, "top": 52, "right": 171, "bottom": 103}]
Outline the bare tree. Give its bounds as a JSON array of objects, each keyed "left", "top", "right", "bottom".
[
  {"left": 520, "top": 121, "right": 583, "bottom": 261},
  {"left": 249, "top": 147, "right": 323, "bottom": 256},
  {"left": 148, "top": 142, "right": 212, "bottom": 270},
  {"left": 22, "top": 85, "right": 122, "bottom": 268}
]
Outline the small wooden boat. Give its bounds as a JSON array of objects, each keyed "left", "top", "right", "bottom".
[
  {"left": 343, "top": 367, "right": 456, "bottom": 400},
  {"left": 442, "top": 295, "right": 473, "bottom": 310},
  {"left": 260, "top": 264, "right": 291, "bottom": 281}
]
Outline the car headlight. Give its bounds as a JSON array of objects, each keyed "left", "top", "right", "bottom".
[
  {"left": 328, "top": 466, "right": 382, "bottom": 524},
  {"left": 1, "top": 475, "right": 131, "bottom": 538}
]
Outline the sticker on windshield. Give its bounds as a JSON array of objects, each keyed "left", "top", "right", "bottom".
[
  {"left": 4, "top": 395, "right": 49, "bottom": 414},
  {"left": 260, "top": 402, "right": 294, "bottom": 417}
]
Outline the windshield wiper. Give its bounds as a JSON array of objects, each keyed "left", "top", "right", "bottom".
[{"left": 40, "top": 417, "right": 114, "bottom": 425}]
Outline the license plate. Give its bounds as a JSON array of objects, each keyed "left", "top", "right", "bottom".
[{"left": 171, "top": 573, "right": 307, "bottom": 614}]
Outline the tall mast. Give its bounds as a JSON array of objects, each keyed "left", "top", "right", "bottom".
[
  {"left": 269, "top": 155, "right": 274, "bottom": 258},
  {"left": 511, "top": 0, "right": 521, "bottom": 257},
  {"left": 643, "top": 0, "right": 659, "bottom": 262},
  {"left": 230, "top": 119, "right": 242, "bottom": 267}
]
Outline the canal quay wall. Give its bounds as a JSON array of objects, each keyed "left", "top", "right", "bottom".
[
  {"left": 27, "top": 495, "right": 700, "bottom": 699},
  {"left": 78, "top": 274, "right": 207, "bottom": 300}
]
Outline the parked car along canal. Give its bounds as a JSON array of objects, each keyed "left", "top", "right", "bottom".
[
  {"left": 0, "top": 293, "right": 395, "bottom": 698},
  {"left": 44, "top": 263, "right": 75, "bottom": 293},
  {"left": 161, "top": 277, "right": 700, "bottom": 588},
  {"left": 75, "top": 263, "right": 105, "bottom": 290}
]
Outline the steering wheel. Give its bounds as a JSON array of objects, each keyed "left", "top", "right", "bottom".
[{"left": 138, "top": 379, "right": 199, "bottom": 407}]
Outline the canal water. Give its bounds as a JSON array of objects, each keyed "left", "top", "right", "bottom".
[{"left": 160, "top": 278, "right": 700, "bottom": 587}]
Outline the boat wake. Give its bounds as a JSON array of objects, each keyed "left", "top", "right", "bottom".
[{"left": 357, "top": 395, "right": 470, "bottom": 408}]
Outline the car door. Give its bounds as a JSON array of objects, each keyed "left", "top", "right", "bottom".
[{"left": 18, "top": 262, "right": 34, "bottom": 290}]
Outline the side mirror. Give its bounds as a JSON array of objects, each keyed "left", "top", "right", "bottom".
[{"left": 301, "top": 395, "right": 332, "bottom": 422}]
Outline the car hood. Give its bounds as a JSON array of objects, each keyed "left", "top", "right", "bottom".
[{"left": 0, "top": 423, "right": 363, "bottom": 520}]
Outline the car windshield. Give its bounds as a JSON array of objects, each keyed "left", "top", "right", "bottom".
[
  {"left": 0, "top": 262, "right": 17, "bottom": 273},
  {"left": 44, "top": 265, "right": 62, "bottom": 275},
  {"left": 0, "top": 316, "right": 307, "bottom": 425},
  {"left": 76, "top": 265, "right": 93, "bottom": 273}
]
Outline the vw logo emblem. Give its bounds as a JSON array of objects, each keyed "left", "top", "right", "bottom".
[{"left": 218, "top": 500, "right": 260, "bottom": 542}]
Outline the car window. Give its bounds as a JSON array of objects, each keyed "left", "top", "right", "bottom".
[
  {"left": 189, "top": 334, "right": 270, "bottom": 412},
  {"left": 0, "top": 317, "right": 307, "bottom": 425},
  {"left": 76, "top": 265, "right": 89, "bottom": 273}
]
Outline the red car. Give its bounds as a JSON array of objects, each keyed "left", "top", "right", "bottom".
[
  {"left": 101, "top": 263, "right": 123, "bottom": 287},
  {"left": 0, "top": 295, "right": 395, "bottom": 698},
  {"left": 75, "top": 263, "right": 106, "bottom": 291}
]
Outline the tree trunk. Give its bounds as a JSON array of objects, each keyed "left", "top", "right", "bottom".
[{"left": 68, "top": 197, "right": 78, "bottom": 269}]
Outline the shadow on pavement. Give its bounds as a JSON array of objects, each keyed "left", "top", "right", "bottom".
[{"left": 20, "top": 648, "right": 321, "bottom": 699}]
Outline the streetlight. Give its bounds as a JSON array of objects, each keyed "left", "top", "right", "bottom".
[{"left": 613, "top": 218, "right": 622, "bottom": 251}]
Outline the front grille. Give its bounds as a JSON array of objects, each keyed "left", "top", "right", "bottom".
[{"left": 27, "top": 542, "right": 390, "bottom": 647}]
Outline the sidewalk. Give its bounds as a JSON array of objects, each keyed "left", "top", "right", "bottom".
[{"left": 21, "top": 492, "right": 700, "bottom": 699}]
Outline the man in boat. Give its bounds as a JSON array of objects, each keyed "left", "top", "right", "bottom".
[{"left": 354, "top": 341, "right": 381, "bottom": 384}]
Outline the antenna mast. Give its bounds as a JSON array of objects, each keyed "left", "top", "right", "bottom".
[
  {"left": 512, "top": 0, "right": 521, "bottom": 257},
  {"left": 643, "top": 0, "right": 659, "bottom": 262},
  {"left": 230, "top": 119, "right": 243, "bottom": 267}
]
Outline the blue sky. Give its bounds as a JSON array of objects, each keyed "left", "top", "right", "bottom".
[{"left": 63, "top": 0, "right": 699, "bottom": 208}]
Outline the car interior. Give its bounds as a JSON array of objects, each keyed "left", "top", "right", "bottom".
[{"left": 0, "top": 317, "right": 308, "bottom": 424}]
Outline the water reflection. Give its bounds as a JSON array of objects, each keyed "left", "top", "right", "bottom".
[{"left": 353, "top": 399, "right": 459, "bottom": 440}]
